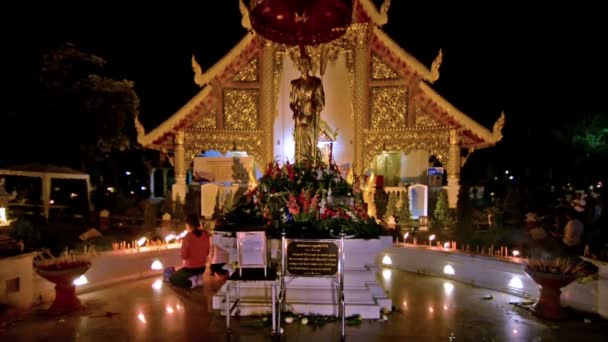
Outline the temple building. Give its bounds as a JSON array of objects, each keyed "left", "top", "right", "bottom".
[{"left": 136, "top": 0, "right": 504, "bottom": 208}]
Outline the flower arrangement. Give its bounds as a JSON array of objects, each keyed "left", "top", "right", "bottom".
[{"left": 216, "top": 160, "right": 381, "bottom": 239}]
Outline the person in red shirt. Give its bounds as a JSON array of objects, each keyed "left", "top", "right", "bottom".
[{"left": 169, "top": 214, "right": 210, "bottom": 288}]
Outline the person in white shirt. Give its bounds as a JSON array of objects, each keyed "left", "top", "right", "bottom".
[
  {"left": 208, "top": 232, "right": 231, "bottom": 277},
  {"left": 552, "top": 209, "right": 584, "bottom": 254}
]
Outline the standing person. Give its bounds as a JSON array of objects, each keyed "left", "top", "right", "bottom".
[
  {"left": 552, "top": 208, "right": 584, "bottom": 255},
  {"left": 208, "top": 231, "right": 231, "bottom": 278},
  {"left": 290, "top": 53, "right": 325, "bottom": 165},
  {"left": 169, "top": 214, "right": 210, "bottom": 288}
]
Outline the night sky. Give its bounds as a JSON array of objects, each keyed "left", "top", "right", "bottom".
[{"left": 3, "top": 1, "right": 607, "bottom": 184}]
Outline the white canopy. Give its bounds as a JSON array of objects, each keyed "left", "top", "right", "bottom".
[{"left": 0, "top": 163, "right": 91, "bottom": 219}]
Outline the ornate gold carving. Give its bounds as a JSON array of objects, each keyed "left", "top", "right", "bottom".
[
  {"left": 370, "top": 86, "right": 407, "bottom": 129},
  {"left": 415, "top": 109, "right": 442, "bottom": 128},
  {"left": 223, "top": 89, "right": 259, "bottom": 130},
  {"left": 447, "top": 129, "right": 461, "bottom": 177},
  {"left": 273, "top": 49, "right": 283, "bottom": 119},
  {"left": 233, "top": 58, "right": 258, "bottom": 81},
  {"left": 191, "top": 110, "right": 217, "bottom": 130},
  {"left": 273, "top": 23, "right": 365, "bottom": 76},
  {"left": 363, "top": 129, "right": 450, "bottom": 170},
  {"left": 371, "top": 54, "right": 398, "bottom": 80},
  {"left": 353, "top": 24, "right": 369, "bottom": 175},
  {"left": 174, "top": 130, "right": 186, "bottom": 184},
  {"left": 260, "top": 43, "right": 275, "bottom": 168},
  {"left": 184, "top": 131, "right": 264, "bottom": 170}
]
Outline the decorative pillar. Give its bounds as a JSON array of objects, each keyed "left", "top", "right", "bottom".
[
  {"left": 260, "top": 41, "right": 275, "bottom": 169},
  {"left": 162, "top": 169, "right": 169, "bottom": 197},
  {"left": 172, "top": 129, "right": 187, "bottom": 203},
  {"left": 446, "top": 129, "right": 461, "bottom": 208},
  {"left": 149, "top": 168, "right": 156, "bottom": 198},
  {"left": 42, "top": 174, "right": 51, "bottom": 220},
  {"left": 353, "top": 24, "right": 369, "bottom": 176}
]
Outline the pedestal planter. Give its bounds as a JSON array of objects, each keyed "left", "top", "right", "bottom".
[
  {"left": 524, "top": 268, "right": 577, "bottom": 320},
  {"left": 36, "top": 264, "right": 90, "bottom": 315}
]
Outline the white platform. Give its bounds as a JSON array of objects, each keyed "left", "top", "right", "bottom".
[
  {"left": 380, "top": 244, "right": 606, "bottom": 319},
  {"left": 212, "top": 236, "right": 393, "bottom": 319}
]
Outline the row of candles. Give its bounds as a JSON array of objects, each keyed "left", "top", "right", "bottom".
[
  {"left": 111, "top": 229, "right": 188, "bottom": 251},
  {"left": 402, "top": 233, "right": 604, "bottom": 260},
  {"left": 402, "top": 233, "right": 520, "bottom": 259}
]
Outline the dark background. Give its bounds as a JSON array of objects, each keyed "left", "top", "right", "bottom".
[{"left": 3, "top": 1, "right": 607, "bottom": 187}]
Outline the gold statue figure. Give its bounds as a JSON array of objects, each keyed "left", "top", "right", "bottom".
[{"left": 290, "top": 54, "right": 325, "bottom": 164}]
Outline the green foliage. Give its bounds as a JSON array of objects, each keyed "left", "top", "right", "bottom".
[
  {"left": 40, "top": 43, "right": 141, "bottom": 154},
  {"left": 222, "top": 190, "right": 234, "bottom": 214},
  {"left": 161, "top": 192, "right": 174, "bottom": 215},
  {"left": 9, "top": 218, "right": 42, "bottom": 249},
  {"left": 383, "top": 192, "right": 397, "bottom": 221},
  {"left": 231, "top": 157, "right": 249, "bottom": 183},
  {"left": 396, "top": 190, "right": 411, "bottom": 224},
  {"left": 570, "top": 113, "right": 608, "bottom": 156},
  {"left": 456, "top": 185, "right": 472, "bottom": 229},
  {"left": 10, "top": 219, "right": 86, "bottom": 255},
  {"left": 142, "top": 200, "right": 160, "bottom": 230},
  {"left": 432, "top": 189, "right": 450, "bottom": 228}
]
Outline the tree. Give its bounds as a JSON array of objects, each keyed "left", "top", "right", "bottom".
[
  {"left": 38, "top": 43, "right": 142, "bottom": 169},
  {"left": 550, "top": 113, "right": 608, "bottom": 185},
  {"left": 36, "top": 43, "right": 149, "bottom": 205},
  {"left": 396, "top": 190, "right": 412, "bottom": 226},
  {"left": 433, "top": 189, "right": 450, "bottom": 228},
  {"left": 383, "top": 192, "right": 397, "bottom": 221}
]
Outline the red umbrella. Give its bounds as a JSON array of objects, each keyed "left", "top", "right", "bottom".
[{"left": 250, "top": 0, "right": 353, "bottom": 51}]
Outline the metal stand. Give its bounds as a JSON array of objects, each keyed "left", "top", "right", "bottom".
[
  {"left": 275, "top": 229, "right": 287, "bottom": 335},
  {"left": 274, "top": 229, "right": 346, "bottom": 339},
  {"left": 339, "top": 231, "right": 345, "bottom": 340}
]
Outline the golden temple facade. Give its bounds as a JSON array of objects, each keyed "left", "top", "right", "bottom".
[{"left": 136, "top": 0, "right": 504, "bottom": 207}]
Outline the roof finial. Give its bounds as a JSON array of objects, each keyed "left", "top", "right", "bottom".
[
  {"left": 429, "top": 48, "right": 443, "bottom": 83},
  {"left": 380, "top": 0, "right": 391, "bottom": 17},
  {"left": 492, "top": 111, "right": 506, "bottom": 140},
  {"left": 191, "top": 54, "right": 205, "bottom": 87},
  {"left": 239, "top": 0, "right": 252, "bottom": 32}
]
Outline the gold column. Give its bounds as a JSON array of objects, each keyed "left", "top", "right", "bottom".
[
  {"left": 353, "top": 24, "right": 369, "bottom": 175},
  {"left": 446, "top": 129, "right": 461, "bottom": 208},
  {"left": 172, "top": 129, "right": 187, "bottom": 203},
  {"left": 260, "top": 41, "right": 274, "bottom": 168}
]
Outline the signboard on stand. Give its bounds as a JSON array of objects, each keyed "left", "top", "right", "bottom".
[
  {"left": 236, "top": 231, "right": 267, "bottom": 277},
  {"left": 286, "top": 240, "right": 339, "bottom": 277}
]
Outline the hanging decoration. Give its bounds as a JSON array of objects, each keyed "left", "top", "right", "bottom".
[{"left": 249, "top": 0, "right": 353, "bottom": 52}]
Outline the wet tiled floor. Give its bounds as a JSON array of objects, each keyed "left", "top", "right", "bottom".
[{"left": 2, "top": 269, "right": 607, "bottom": 341}]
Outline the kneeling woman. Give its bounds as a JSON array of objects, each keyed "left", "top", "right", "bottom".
[{"left": 170, "top": 214, "right": 210, "bottom": 288}]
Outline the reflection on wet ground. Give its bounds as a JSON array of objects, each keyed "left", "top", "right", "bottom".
[{"left": 2, "top": 269, "right": 607, "bottom": 341}]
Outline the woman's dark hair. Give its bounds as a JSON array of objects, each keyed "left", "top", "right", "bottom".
[{"left": 186, "top": 214, "right": 200, "bottom": 231}]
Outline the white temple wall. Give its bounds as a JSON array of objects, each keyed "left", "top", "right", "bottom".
[{"left": 400, "top": 149, "right": 429, "bottom": 180}]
